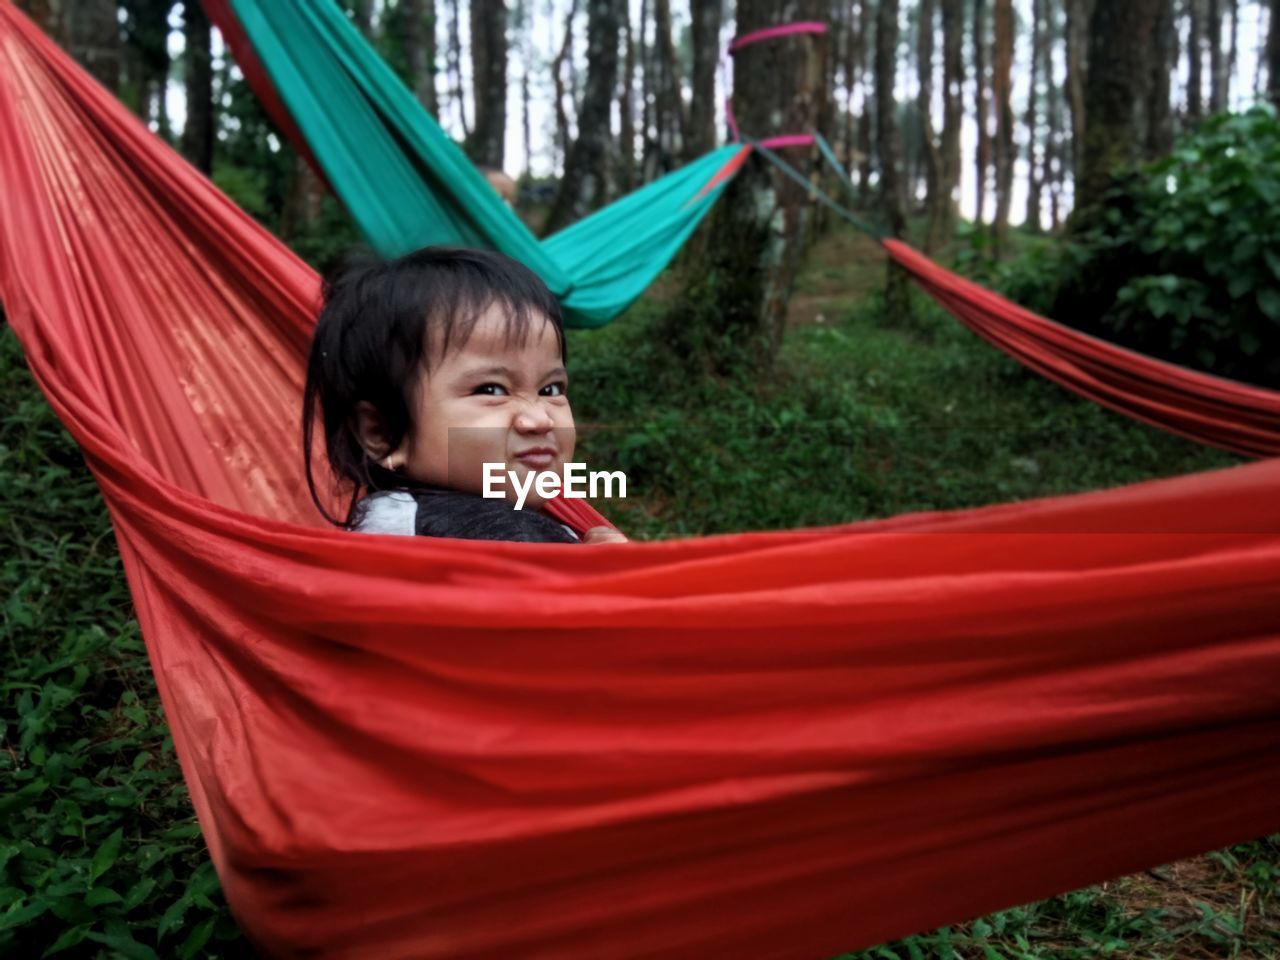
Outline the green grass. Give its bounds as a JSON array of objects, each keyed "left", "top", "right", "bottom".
[
  {"left": 2, "top": 221, "right": 1277, "bottom": 957},
  {"left": 0, "top": 326, "right": 249, "bottom": 958}
]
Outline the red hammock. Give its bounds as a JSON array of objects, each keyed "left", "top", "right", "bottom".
[
  {"left": 884, "top": 241, "right": 1280, "bottom": 458},
  {"left": 3, "top": 8, "right": 1280, "bottom": 959}
]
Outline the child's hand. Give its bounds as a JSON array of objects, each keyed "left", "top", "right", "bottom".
[{"left": 582, "top": 525, "right": 629, "bottom": 544}]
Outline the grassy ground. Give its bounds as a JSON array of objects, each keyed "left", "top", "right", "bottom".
[{"left": 2, "top": 222, "right": 1277, "bottom": 958}]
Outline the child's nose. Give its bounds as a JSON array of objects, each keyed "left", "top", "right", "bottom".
[{"left": 512, "top": 398, "right": 555, "bottom": 433}]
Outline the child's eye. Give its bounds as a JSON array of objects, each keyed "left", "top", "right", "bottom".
[
  {"left": 474, "top": 383, "right": 509, "bottom": 396},
  {"left": 541, "top": 381, "right": 568, "bottom": 397}
]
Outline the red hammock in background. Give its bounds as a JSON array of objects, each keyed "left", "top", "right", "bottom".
[{"left": 2, "top": 7, "right": 1280, "bottom": 959}]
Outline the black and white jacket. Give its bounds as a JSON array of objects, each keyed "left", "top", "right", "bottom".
[{"left": 353, "top": 487, "right": 580, "bottom": 543}]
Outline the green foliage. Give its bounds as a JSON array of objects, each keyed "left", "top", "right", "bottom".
[
  {"left": 1052, "top": 107, "right": 1280, "bottom": 387},
  {"left": 951, "top": 223, "right": 1063, "bottom": 319},
  {"left": 281, "top": 195, "right": 366, "bottom": 278},
  {"left": 570, "top": 280, "right": 1236, "bottom": 540},
  {"left": 0, "top": 327, "right": 246, "bottom": 958},
  {"left": 213, "top": 66, "right": 293, "bottom": 228}
]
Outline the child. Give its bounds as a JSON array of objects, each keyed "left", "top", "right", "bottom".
[{"left": 302, "top": 246, "right": 626, "bottom": 545}]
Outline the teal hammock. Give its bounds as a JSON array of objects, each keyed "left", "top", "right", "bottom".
[{"left": 204, "top": 0, "right": 745, "bottom": 328}]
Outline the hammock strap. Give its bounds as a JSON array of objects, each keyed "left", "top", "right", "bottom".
[
  {"left": 742, "top": 134, "right": 889, "bottom": 241},
  {"left": 724, "top": 20, "right": 829, "bottom": 141},
  {"left": 729, "top": 21, "right": 829, "bottom": 53}
]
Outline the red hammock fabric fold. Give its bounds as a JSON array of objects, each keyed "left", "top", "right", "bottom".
[
  {"left": 2, "top": 8, "right": 1279, "bottom": 959},
  {"left": 884, "top": 240, "right": 1280, "bottom": 458}
]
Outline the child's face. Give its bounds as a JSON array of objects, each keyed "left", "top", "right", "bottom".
[{"left": 394, "top": 304, "right": 575, "bottom": 510}]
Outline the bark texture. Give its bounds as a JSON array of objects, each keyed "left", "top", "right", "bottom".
[
  {"left": 939, "top": 0, "right": 964, "bottom": 231},
  {"left": 446, "top": 0, "right": 470, "bottom": 136},
  {"left": 1189, "top": 0, "right": 1204, "bottom": 120},
  {"left": 918, "top": 0, "right": 944, "bottom": 250},
  {"left": 973, "top": 0, "right": 991, "bottom": 223},
  {"left": 1076, "top": 0, "right": 1161, "bottom": 212},
  {"left": 1023, "top": 0, "right": 1045, "bottom": 231},
  {"left": 687, "top": 0, "right": 722, "bottom": 160},
  {"left": 181, "top": 0, "right": 213, "bottom": 173},
  {"left": 651, "top": 0, "right": 685, "bottom": 168},
  {"left": 877, "top": 0, "right": 909, "bottom": 315},
  {"left": 670, "top": 0, "right": 827, "bottom": 373},
  {"left": 619, "top": 4, "right": 636, "bottom": 191},
  {"left": 468, "top": 0, "right": 509, "bottom": 169},
  {"left": 551, "top": 0, "right": 580, "bottom": 174},
  {"left": 1269, "top": 0, "right": 1280, "bottom": 109},
  {"left": 1065, "top": 0, "right": 1092, "bottom": 190},
  {"left": 1147, "top": 0, "right": 1176, "bottom": 158},
  {"left": 401, "top": 0, "right": 438, "bottom": 114},
  {"left": 544, "top": 0, "right": 623, "bottom": 234},
  {"left": 67, "top": 0, "right": 121, "bottom": 91},
  {"left": 992, "top": 0, "right": 1015, "bottom": 242},
  {"left": 15, "top": 0, "right": 58, "bottom": 35}
]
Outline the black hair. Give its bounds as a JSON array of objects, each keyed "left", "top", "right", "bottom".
[{"left": 302, "top": 246, "right": 566, "bottom": 527}]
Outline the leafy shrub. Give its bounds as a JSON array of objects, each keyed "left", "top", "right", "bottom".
[
  {"left": 0, "top": 326, "right": 248, "bottom": 958},
  {"left": 1051, "top": 107, "right": 1280, "bottom": 386}
]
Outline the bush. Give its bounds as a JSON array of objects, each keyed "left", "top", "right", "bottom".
[
  {"left": 1051, "top": 107, "right": 1280, "bottom": 387},
  {"left": 0, "top": 326, "right": 247, "bottom": 958}
]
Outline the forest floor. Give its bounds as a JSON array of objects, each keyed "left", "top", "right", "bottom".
[{"left": 2, "top": 217, "right": 1277, "bottom": 958}]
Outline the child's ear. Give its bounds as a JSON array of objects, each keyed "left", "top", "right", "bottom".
[{"left": 352, "top": 401, "right": 399, "bottom": 465}]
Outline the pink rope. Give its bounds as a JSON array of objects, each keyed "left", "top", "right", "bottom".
[
  {"left": 729, "top": 21, "right": 829, "bottom": 54},
  {"left": 758, "top": 134, "right": 815, "bottom": 149},
  {"left": 724, "top": 97, "right": 740, "bottom": 142}
]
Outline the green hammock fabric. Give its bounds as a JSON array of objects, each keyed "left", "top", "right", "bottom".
[{"left": 214, "top": 0, "right": 742, "bottom": 328}]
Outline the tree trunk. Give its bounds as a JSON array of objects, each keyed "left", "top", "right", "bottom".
[
  {"left": 878, "top": 0, "right": 909, "bottom": 315},
  {"left": 652, "top": 0, "right": 686, "bottom": 169},
  {"left": 1208, "top": 0, "right": 1226, "bottom": 113},
  {"left": 638, "top": 0, "right": 655, "bottom": 179},
  {"left": 939, "top": 0, "right": 964, "bottom": 232},
  {"left": 992, "top": 0, "right": 1014, "bottom": 245},
  {"left": 669, "top": 0, "right": 827, "bottom": 374},
  {"left": 120, "top": 0, "right": 173, "bottom": 134},
  {"left": 687, "top": 0, "right": 722, "bottom": 160},
  {"left": 1065, "top": 0, "right": 1091, "bottom": 194},
  {"left": 619, "top": 3, "right": 637, "bottom": 191},
  {"left": 181, "top": 1, "right": 213, "bottom": 174},
  {"left": 551, "top": 0, "right": 580, "bottom": 175},
  {"left": 1147, "top": 0, "right": 1176, "bottom": 159},
  {"left": 918, "top": 0, "right": 944, "bottom": 251},
  {"left": 842, "top": 0, "right": 861, "bottom": 183},
  {"left": 522, "top": 55, "right": 533, "bottom": 179},
  {"left": 1188, "top": 0, "right": 1204, "bottom": 120},
  {"left": 1268, "top": 0, "right": 1280, "bottom": 110},
  {"left": 973, "top": 0, "right": 991, "bottom": 224},
  {"left": 1046, "top": 18, "right": 1065, "bottom": 231},
  {"left": 281, "top": 157, "right": 326, "bottom": 235},
  {"left": 1227, "top": 0, "right": 1239, "bottom": 106},
  {"left": 15, "top": 0, "right": 58, "bottom": 35},
  {"left": 1076, "top": 0, "right": 1161, "bottom": 213},
  {"left": 346, "top": 0, "right": 373, "bottom": 33},
  {"left": 544, "top": 0, "right": 623, "bottom": 234},
  {"left": 401, "top": 0, "right": 438, "bottom": 114},
  {"left": 447, "top": 0, "right": 470, "bottom": 137},
  {"left": 1023, "top": 0, "right": 1044, "bottom": 232},
  {"left": 857, "top": 0, "right": 876, "bottom": 198},
  {"left": 66, "top": 0, "right": 120, "bottom": 91},
  {"left": 468, "top": 0, "right": 508, "bottom": 169}
]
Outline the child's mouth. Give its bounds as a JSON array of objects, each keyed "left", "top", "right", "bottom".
[{"left": 512, "top": 448, "right": 558, "bottom": 470}]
